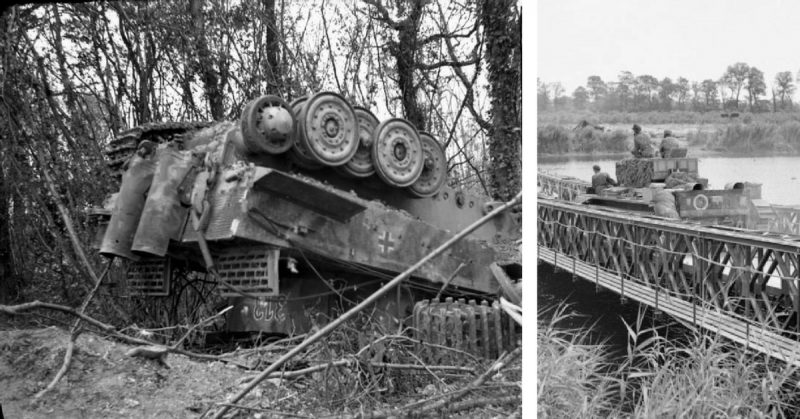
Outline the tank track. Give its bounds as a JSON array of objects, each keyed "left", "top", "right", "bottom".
[
  {"left": 413, "top": 297, "right": 519, "bottom": 361},
  {"left": 105, "top": 121, "right": 213, "bottom": 178}
]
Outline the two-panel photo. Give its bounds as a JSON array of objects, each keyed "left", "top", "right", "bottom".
[{"left": 539, "top": 0, "right": 800, "bottom": 417}]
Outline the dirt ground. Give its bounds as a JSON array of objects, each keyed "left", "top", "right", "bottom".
[
  {"left": 0, "top": 327, "right": 521, "bottom": 418},
  {"left": 1, "top": 327, "right": 244, "bottom": 418}
]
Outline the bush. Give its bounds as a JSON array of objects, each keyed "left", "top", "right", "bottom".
[
  {"left": 538, "top": 111, "right": 800, "bottom": 155},
  {"left": 538, "top": 124, "right": 572, "bottom": 154}
]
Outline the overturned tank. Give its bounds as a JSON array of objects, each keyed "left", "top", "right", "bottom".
[{"left": 90, "top": 92, "right": 521, "bottom": 357}]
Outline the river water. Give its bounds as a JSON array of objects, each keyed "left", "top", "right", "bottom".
[
  {"left": 537, "top": 154, "right": 800, "bottom": 353},
  {"left": 538, "top": 154, "right": 800, "bottom": 206}
]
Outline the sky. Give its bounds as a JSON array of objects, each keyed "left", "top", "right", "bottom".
[{"left": 537, "top": 0, "right": 800, "bottom": 95}]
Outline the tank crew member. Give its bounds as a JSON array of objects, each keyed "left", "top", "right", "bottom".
[
  {"left": 631, "top": 124, "right": 655, "bottom": 158},
  {"left": 660, "top": 129, "right": 680, "bottom": 158},
  {"left": 591, "top": 164, "right": 617, "bottom": 194}
]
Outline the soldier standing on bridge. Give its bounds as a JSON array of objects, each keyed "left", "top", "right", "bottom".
[
  {"left": 591, "top": 164, "right": 617, "bottom": 194},
  {"left": 631, "top": 124, "right": 655, "bottom": 158}
]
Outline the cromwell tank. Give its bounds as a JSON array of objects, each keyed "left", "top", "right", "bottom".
[
  {"left": 578, "top": 151, "right": 769, "bottom": 230},
  {"left": 90, "top": 92, "right": 521, "bottom": 358}
]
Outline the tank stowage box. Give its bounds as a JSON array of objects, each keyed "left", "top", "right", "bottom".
[{"left": 616, "top": 157, "right": 699, "bottom": 187}]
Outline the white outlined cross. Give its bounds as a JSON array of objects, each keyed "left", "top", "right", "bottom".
[{"left": 378, "top": 231, "right": 396, "bottom": 255}]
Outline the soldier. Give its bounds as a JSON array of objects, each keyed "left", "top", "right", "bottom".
[
  {"left": 591, "top": 164, "right": 617, "bottom": 194},
  {"left": 631, "top": 124, "right": 655, "bottom": 158},
  {"left": 660, "top": 129, "right": 680, "bottom": 158}
]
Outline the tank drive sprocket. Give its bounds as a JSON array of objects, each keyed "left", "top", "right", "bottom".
[{"left": 241, "top": 94, "right": 295, "bottom": 155}]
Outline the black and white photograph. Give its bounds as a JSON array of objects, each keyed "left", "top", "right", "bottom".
[
  {"left": 0, "top": 0, "right": 523, "bottom": 417},
  {"left": 538, "top": 0, "right": 800, "bottom": 417}
]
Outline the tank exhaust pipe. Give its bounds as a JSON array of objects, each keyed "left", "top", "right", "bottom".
[
  {"left": 100, "top": 141, "right": 158, "bottom": 260},
  {"left": 131, "top": 145, "right": 200, "bottom": 257}
]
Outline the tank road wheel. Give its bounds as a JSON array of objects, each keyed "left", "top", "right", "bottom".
[
  {"left": 371, "top": 118, "right": 424, "bottom": 187},
  {"left": 407, "top": 132, "right": 447, "bottom": 198},
  {"left": 240, "top": 95, "right": 295, "bottom": 154},
  {"left": 336, "top": 106, "right": 378, "bottom": 178},
  {"left": 299, "top": 92, "right": 359, "bottom": 167},
  {"left": 288, "top": 96, "right": 324, "bottom": 170}
]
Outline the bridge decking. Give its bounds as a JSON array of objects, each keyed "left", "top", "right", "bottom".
[{"left": 537, "top": 175, "right": 800, "bottom": 365}]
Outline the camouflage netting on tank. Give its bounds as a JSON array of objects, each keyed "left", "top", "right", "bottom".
[
  {"left": 616, "top": 158, "right": 654, "bottom": 188},
  {"left": 652, "top": 189, "right": 680, "bottom": 219},
  {"left": 665, "top": 171, "right": 699, "bottom": 189}
]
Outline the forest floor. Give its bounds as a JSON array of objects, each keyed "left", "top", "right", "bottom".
[{"left": 0, "top": 326, "right": 521, "bottom": 418}]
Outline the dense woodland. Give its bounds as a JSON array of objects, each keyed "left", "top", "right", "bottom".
[
  {"left": 0, "top": 0, "right": 521, "bottom": 305},
  {"left": 538, "top": 63, "right": 798, "bottom": 113}
]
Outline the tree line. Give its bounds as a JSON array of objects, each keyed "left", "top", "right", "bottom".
[
  {"left": 538, "top": 62, "right": 798, "bottom": 113},
  {"left": 0, "top": 0, "right": 521, "bottom": 304}
]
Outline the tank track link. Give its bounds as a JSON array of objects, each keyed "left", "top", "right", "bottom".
[
  {"left": 413, "top": 297, "right": 519, "bottom": 362},
  {"left": 105, "top": 121, "right": 213, "bottom": 178}
]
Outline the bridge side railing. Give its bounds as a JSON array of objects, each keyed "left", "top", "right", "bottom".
[
  {"left": 539, "top": 170, "right": 800, "bottom": 235},
  {"left": 769, "top": 205, "right": 800, "bottom": 235},
  {"left": 538, "top": 198, "right": 800, "bottom": 340},
  {"left": 538, "top": 170, "right": 590, "bottom": 202}
]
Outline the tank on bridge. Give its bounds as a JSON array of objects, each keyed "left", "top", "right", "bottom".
[{"left": 575, "top": 155, "right": 767, "bottom": 229}]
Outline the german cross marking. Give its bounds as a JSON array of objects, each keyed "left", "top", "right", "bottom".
[{"left": 378, "top": 231, "right": 396, "bottom": 255}]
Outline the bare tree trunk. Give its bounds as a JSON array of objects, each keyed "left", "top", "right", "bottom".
[
  {"left": 0, "top": 12, "right": 16, "bottom": 303},
  {"left": 480, "top": 0, "right": 521, "bottom": 201},
  {"left": 0, "top": 141, "right": 15, "bottom": 303},
  {"left": 191, "top": 0, "right": 225, "bottom": 120},
  {"left": 393, "top": 0, "right": 426, "bottom": 130},
  {"left": 263, "top": 0, "right": 281, "bottom": 93}
]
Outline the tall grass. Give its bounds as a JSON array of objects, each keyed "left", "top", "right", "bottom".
[
  {"left": 537, "top": 304, "right": 621, "bottom": 418},
  {"left": 539, "top": 110, "right": 800, "bottom": 126},
  {"left": 538, "top": 124, "right": 630, "bottom": 154},
  {"left": 538, "top": 304, "right": 800, "bottom": 418},
  {"left": 538, "top": 119, "right": 800, "bottom": 155}
]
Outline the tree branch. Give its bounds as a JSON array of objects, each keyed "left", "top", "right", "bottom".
[
  {"left": 361, "top": 0, "right": 399, "bottom": 29},
  {"left": 416, "top": 57, "right": 479, "bottom": 71}
]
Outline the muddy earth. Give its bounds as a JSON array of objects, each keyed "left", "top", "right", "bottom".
[{"left": 0, "top": 327, "right": 521, "bottom": 418}]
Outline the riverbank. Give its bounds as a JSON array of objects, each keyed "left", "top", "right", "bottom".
[{"left": 538, "top": 147, "right": 797, "bottom": 161}]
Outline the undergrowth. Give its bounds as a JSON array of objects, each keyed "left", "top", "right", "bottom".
[
  {"left": 538, "top": 113, "right": 800, "bottom": 155},
  {"left": 538, "top": 304, "right": 800, "bottom": 418}
]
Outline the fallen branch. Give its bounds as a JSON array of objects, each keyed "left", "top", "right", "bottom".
[
  {"left": 1, "top": 301, "right": 117, "bottom": 332},
  {"left": 237, "top": 358, "right": 474, "bottom": 384},
  {"left": 340, "top": 347, "right": 522, "bottom": 419},
  {"left": 34, "top": 261, "right": 111, "bottom": 399},
  {"left": 499, "top": 297, "right": 522, "bottom": 326},
  {"left": 447, "top": 395, "right": 521, "bottom": 415},
  {"left": 414, "top": 347, "right": 522, "bottom": 414},
  {"left": 33, "top": 332, "right": 77, "bottom": 399},
  {"left": 126, "top": 306, "right": 234, "bottom": 368},
  {"left": 217, "top": 403, "right": 313, "bottom": 418},
  {"left": 1, "top": 300, "right": 251, "bottom": 369},
  {"left": 206, "top": 193, "right": 523, "bottom": 419},
  {"left": 172, "top": 306, "right": 232, "bottom": 349},
  {"left": 357, "top": 334, "right": 480, "bottom": 363},
  {"left": 35, "top": 148, "right": 131, "bottom": 323}
]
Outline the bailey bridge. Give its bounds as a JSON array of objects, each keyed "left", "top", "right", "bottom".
[{"left": 538, "top": 170, "right": 800, "bottom": 366}]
